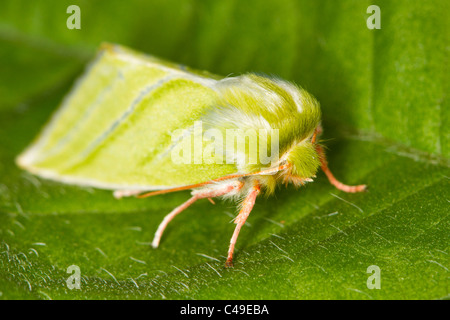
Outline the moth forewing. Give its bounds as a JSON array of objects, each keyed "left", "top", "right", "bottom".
[
  {"left": 16, "top": 43, "right": 238, "bottom": 190},
  {"left": 16, "top": 43, "right": 367, "bottom": 267}
]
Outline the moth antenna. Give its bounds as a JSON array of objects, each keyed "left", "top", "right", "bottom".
[
  {"left": 137, "top": 183, "right": 210, "bottom": 198},
  {"left": 137, "top": 164, "right": 288, "bottom": 198}
]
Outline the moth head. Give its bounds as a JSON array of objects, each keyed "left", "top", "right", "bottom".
[{"left": 281, "top": 139, "right": 320, "bottom": 187}]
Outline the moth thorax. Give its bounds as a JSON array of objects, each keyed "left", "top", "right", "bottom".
[{"left": 285, "top": 141, "right": 320, "bottom": 181}]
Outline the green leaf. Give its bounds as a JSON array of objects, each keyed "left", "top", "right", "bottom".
[{"left": 0, "top": 0, "right": 448, "bottom": 300}]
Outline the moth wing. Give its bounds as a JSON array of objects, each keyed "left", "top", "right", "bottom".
[{"left": 16, "top": 44, "right": 237, "bottom": 190}]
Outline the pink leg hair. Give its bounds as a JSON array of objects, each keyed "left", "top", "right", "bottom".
[
  {"left": 225, "top": 182, "right": 261, "bottom": 268},
  {"left": 315, "top": 144, "right": 367, "bottom": 193},
  {"left": 113, "top": 189, "right": 143, "bottom": 199},
  {"left": 151, "top": 181, "right": 243, "bottom": 249}
]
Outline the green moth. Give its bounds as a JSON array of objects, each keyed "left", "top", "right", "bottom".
[{"left": 16, "top": 43, "right": 366, "bottom": 267}]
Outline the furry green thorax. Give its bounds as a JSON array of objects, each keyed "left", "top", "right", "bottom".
[{"left": 205, "top": 73, "right": 321, "bottom": 188}]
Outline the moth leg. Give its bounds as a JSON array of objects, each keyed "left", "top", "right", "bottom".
[
  {"left": 315, "top": 144, "right": 367, "bottom": 193},
  {"left": 311, "top": 124, "right": 323, "bottom": 144},
  {"left": 151, "top": 195, "right": 198, "bottom": 248},
  {"left": 225, "top": 182, "right": 261, "bottom": 268},
  {"left": 152, "top": 181, "right": 243, "bottom": 249}
]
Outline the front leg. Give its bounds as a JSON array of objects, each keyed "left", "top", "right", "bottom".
[
  {"left": 313, "top": 125, "right": 366, "bottom": 193},
  {"left": 315, "top": 144, "right": 367, "bottom": 193}
]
